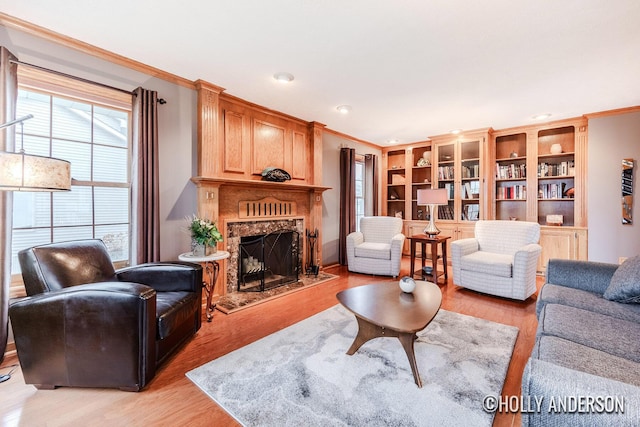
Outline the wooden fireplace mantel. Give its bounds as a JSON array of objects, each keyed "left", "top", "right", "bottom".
[
  {"left": 193, "top": 80, "right": 329, "bottom": 299},
  {"left": 191, "top": 176, "right": 331, "bottom": 193}
]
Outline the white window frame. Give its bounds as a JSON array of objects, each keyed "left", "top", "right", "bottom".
[{"left": 9, "top": 67, "right": 133, "bottom": 298}]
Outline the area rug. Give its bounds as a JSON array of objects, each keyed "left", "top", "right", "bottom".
[
  {"left": 186, "top": 304, "right": 519, "bottom": 426},
  {"left": 215, "top": 272, "right": 338, "bottom": 314}
]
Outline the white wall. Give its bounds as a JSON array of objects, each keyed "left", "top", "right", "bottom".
[
  {"left": 4, "top": 23, "right": 639, "bottom": 267},
  {"left": 322, "top": 132, "right": 381, "bottom": 265},
  {"left": 0, "top": 25, "right": 198, "bottom": 262},
  {"left": 588, "top": 110, "right": 640, "bottom": 263}
]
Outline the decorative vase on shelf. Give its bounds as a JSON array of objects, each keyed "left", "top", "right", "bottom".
[
  {"left": 422, "top": 151, "right": 431, "bottom": 165},
  {"left": 191, "top": 240, "right": 206, "bottom": 257},
  {"left": 550, "top": 143, "right": 562, "bottom": 154}
]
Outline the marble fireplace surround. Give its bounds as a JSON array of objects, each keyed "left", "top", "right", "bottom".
[{"left": 225, "top": 218, "right": 304, "bottom": 294}]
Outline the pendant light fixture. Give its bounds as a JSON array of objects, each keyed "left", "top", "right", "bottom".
[{"left": 0, "top": 114, "right": 71, "bottom": 191}]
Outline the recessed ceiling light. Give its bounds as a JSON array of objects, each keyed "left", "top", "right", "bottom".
[
  {"left": 450, "top": 129, "right": 462, "bottom": 135},
  {"left": 532, "top": 113, "right": 551, "bottom": 120},
  {"left": 387, "top": 139, "right": 400, "bottom": 144},
  {"left": 336, "top": 105, "right": 352, "bottom": 114},
  {"left": 273, "top": 72, "right": 294, "bottom": 83}
]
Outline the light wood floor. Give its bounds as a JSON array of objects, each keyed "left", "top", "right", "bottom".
[{"left": 1, "top": 258, "right": 541, "bottom": 427}]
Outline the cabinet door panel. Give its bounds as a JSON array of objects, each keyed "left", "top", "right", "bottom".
[
  {"left": 252, "top": 120, "right": 286, "bottom": 174},
  {"left": 538, "top": 229, "right": 575, "bottom": 273}
]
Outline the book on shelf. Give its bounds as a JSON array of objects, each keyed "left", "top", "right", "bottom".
[
  {"left": 537, "top": 160, "right": 574, "bottom": 178},
  {"left": 442, "top": 183, "right": 454, "bottom": 199},
  {"left": 437, "top": 205, "right": 454, "bottom": 220},
  {"left": 497, "top": 185, "right": 527, "bottom": 200},
  {"left": 463, "top": 204, "right": 479, "bottom": 221},
  {"left": 462, "top": 164, "right": 479, "bottom": 178},
  {"left": 463, "top": 182, "right": 472, "bottom": 199},
  {"left": 538, "top": 182, "right": 566, "bottom": 199},
  {"left": 437, "top": 166, "right": 455, "bottom": 180},
  {"left": 495, "top": 163, "right": 526, "bottom": 179}
]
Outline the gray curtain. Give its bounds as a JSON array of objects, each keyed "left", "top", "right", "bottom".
[
  {"left": 0, "top": 46, "right": 17, "bottom": 363},
  {"left": 338, "top": 147, "right": 356, "bottom": 265},
  {"left": 364, "top": 154, "right": 379, "bottom": 216},
  {"left": 132, "top": 87, "right": 161, "bottom": 264}
]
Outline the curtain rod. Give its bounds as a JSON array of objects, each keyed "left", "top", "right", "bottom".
[{"left": 9, "top": 59, "right": 167, "bottom": 104}]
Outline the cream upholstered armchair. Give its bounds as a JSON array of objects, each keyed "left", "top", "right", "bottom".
[
  {"left": 451, "top": 220, "right": 541, "bottom": 300},
  {"left": 346, "top": 216, "right": 405, "bottom": 277}
]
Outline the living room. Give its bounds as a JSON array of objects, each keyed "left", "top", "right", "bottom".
[{"left": 1, "top": 2, "right": 640, "bottom": 426}]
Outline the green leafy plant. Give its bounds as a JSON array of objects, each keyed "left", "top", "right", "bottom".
[{"left": 188, "top": 215, "right": 223, "bottom": 246}]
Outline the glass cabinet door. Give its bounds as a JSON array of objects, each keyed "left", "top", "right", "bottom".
[
  {"left": 460, "top": 140, "right": 481, "bottom": 222},
  {"left": 435, "top": 142, "right": 455, "bottom": 221}
]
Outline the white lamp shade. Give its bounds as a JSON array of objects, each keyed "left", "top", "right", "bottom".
[
  {"left": 0, "top": 151, "right": 71, "bottom": 191},
  {"left": 417, "top": 188, "right": 448, "bottom": 206}
]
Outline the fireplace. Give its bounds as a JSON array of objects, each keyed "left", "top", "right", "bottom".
[
  {"left": 226, "top": 217, "right": 305, "bottom": 294},
  {"left": 238, "top": 230, "right": 299, "bottom": 292}
]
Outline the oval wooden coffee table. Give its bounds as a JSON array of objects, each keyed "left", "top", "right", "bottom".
[{"left": 336, "top": 281, "right": 442, "bottom": 388}]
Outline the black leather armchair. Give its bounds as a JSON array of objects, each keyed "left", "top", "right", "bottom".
[{"left": 9, "top": 239, "right": 203, "bottom": 391}]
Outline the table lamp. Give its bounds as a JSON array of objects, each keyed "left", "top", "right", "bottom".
[{"left": 417, "top": 188, "right": 448, "bottom": 236}]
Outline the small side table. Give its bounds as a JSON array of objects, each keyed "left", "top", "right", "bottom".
[
  {"left": 179, "top": 250, "right": 230, "bottom": 322},
  {"left": 408, "top": 234, "right": 451, "bottom": 284}
]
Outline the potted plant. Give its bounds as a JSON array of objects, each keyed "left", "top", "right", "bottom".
[{"left": 187, "top": 215, "right": 223, "bottom": 256}]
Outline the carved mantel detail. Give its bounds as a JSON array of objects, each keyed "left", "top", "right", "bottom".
[{"left": 238, "top": 197, "right": 297, "bottom": 219}]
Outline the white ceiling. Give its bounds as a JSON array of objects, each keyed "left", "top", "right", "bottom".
[{"left": 1, "top": 0, "right": 639, "bottom": 146}]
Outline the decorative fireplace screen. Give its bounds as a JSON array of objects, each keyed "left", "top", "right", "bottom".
[{"left": 238, "top": 230, "right": 300, "bottom": 292}]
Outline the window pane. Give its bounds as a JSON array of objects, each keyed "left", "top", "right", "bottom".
[
  {"left": 21, "top": 135, "right": 51, "bottom": 157},
  {"left": 53, "top": 226, "right": 93, "bottom": 242},
  {"left": 53, "top": 186, "right": 92, "bottom": 226},
  {"left": 94, "top": 106, "right": 128, "bottom": 147},
  {"left": 52, "top": 98, "right": 91, "bottom": 142},
  {"left": 94, "top": 187, "right": 129, "bottom": 224},
  {"left": 52, "top": 139, "right": 91, "bottom": 181},
  {"left": 93, "top": 145, "right": 128, "bottom": 182},
  {"left": 13, "top": 192, "right": 51, "bottom": 228},
  {"left": 355, "top": 180, "right": 363, "bottom": 198},
  {"left": 17, "top": 90, "right": 50, "bottom": 137},
  {"left": 13, "top": 87, "right": 132, "bottom": 276},
  {"left": 11, "top": 228, "right": 51, "bottom": 274},
  {"left": 96, "top": 224, "right": 129, "bottom": 261}
]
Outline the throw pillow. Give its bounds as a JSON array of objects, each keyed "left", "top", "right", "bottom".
[{"left": 604, "top": 255, "right": 640, "bottom": 303}]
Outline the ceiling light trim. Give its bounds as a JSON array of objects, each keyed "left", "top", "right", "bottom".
[
  {"left": 532, "top": 113, "right": 552, "bottom": 121},
  {"left": 273, "top": 72, "right": 294, "bottom": 83}
]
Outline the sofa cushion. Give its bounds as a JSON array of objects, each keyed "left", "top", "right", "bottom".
[
  {"left": 538, "top": 303, "right": 640, "bottom": 363},
  {"left": 459, "top": 251, "right": 513, "bottom": 278},
  {"left": 354, "top": 242, "right": 391, "bottom": 260},
  {"left": 604, "top": 255, "right": 640, "bottom": 303},
  {"left": 537, "top": 283, "right": 640, "bottom": 323},
  {"left": 156, "top": 291, "right": 199, "bottom": 340},
  {"left": 533, "top": 335, "right": 640, "bottom": 387}
]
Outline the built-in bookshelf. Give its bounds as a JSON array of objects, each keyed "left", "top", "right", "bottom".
[
  {"left": 537, "top": 126, "right": 576, "bottom": 226},
  {"left": 495, "top": 132, "right": 527, "bottom": 221},
  {"left": 411, "top": 145, "right": 432, "bottom": 220},
  {"left": 386, "top": 149, "right": 406, "bottom": 219},
  {"left": 382, "top": 143, "right": 434, "bottom": 221}
]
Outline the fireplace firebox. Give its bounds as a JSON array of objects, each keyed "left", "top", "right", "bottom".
[{"left": 238, "top": 230, "right": 300, "bottom": 292}]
